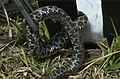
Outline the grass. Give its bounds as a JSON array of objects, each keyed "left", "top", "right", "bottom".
[{"left": 0, "top": 1, "right": 120, "bottom": 79}]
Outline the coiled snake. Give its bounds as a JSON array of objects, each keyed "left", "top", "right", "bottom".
[{"left": 26, "top": 6, "right": 88, "bottom": 79}]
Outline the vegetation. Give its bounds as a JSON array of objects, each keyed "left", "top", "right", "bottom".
[{"left": 0, "top": 0, "right": 120, "bottom": 79}]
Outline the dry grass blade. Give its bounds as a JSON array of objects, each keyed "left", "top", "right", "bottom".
[
  {"left": 0, "top": 73, "right": 5, "bottom": 79},
  {"left": 69, "top": 50, "right": 120, "bottom": 79},
  {"left": 0, "top": 1, "right": 120, "bottom": 79},
  {"left": 0, "top": 40, "right": 17, "bottom": 52},
  {"left": 0, "top": 0, "right": 12, "bottom": 38}
]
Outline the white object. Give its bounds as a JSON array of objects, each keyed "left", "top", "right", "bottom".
[{"left": 76, "top": 0, "right": 103, "bottom": 43}]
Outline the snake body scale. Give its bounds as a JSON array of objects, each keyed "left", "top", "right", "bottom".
[{"left": 26, "top": 6, "right": 88, "bottom": 79}]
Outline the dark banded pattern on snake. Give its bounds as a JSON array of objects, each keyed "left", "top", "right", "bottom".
[{"left": 26, "top": 6, "right": 88, "bottom": 79}]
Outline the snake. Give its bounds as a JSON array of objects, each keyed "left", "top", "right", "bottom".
[{"left": 26, "top": 6, "right": 88, "bottom": 79}]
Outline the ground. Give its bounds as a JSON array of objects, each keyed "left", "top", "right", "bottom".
[{"left": 0, "top": 0, "right": 120, "bottom": 79}]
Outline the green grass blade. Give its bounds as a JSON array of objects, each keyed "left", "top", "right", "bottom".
[
  {"left": 113, "top": 63, "right": 120, "bottom": 69},
  {"left": 110, "top": 17, "right": 120, "bottom": 48},
  {"left": 42, "top": 21, "right": 50, "bottom": 41},
  {"left": 114, "top": 57, "right": 120, "bottom": 64},
  {"left": 20, "top": 48, "right": 28, "bottom": 66}
]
